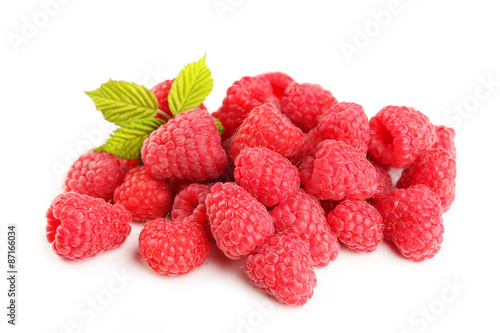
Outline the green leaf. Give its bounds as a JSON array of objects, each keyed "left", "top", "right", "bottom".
[
  {"left": 86, "top": 80, "right": 161, "bottom": 126},
  {"left": 95, "top": 118, "right": 165, "bottom": 160},
  {"left": 213, "top": 117, "right": 224, "bottom": 136},
  {"left": 168, "top": 54, "right": 213, "bottom": 115}
]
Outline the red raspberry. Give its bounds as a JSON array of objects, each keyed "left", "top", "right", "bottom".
[
  {"left": 113, "top": 166, "right": 173, "bottom": 222},
  {"left": 169, "top": 166, "right": 233, "bottom": 197},
  {"left": 213, "top": 159, "right": 236, "bottom": 183},
  {"left": 217, "top": 76, "right": 280, "bottom": 138},
  {"left": 119, "top": 158, "right": 140, "bottom": 171},
  {"left": 141, "top": 108, "right": 228, "bottom": 181},
  {"left": 169, "top": 178, "right": 195, "bottom": 196},
  {"left": 138, "top": 218, "right": 210, "bottom": 276},
  {"left": 151, "top": 78, "right": 206, "bottom": 121},
  {"left": 432, "top": 125, "right": 456, "bottom": 159},
  {"left": 234, "top": 147, "right": 300, "bottom": 207},
  {"left": 64, "top": 150, "right": 130, "bottom": 201},
  {"left": 213, "top": 135, "right": 236, "bottom": 183},
  {"left": 315, "top": 102, "right": 370, "bottom": 154},
  {"left": 376, "top": 185, "right": 444, "bottom": 261},
  {"left": 397, "top": 148, "right": 456, "bottom": 212},
  {"left": 230, "top": 103, "right": 304, "bottom": 158},
  {"left": 368, "top": 105, "right": 436, "bottom": 168},
  {"left": 367, "top": 151, "right": 389, "bottom": 169},
  {"left": 151, "top": 79, "right": 175, "bottom": 120},
  {"left": 281, "top": 82, "right": 338, "bottom": 132},
  {"left": 270, "top": 189, "right": 339, "bottom": 267},
  {"left": 299, "top": 139, "right": 377, "bottom": 201},
  {"left": 205, "top": 182, "right": 274, "bottom": 259},
  {"left": 168, "top": 164, "right": 234, "bottom": 198},
  {"left": 372, "top": 162, "right": 393, "bottom": 203},
  {"left": 221, "top": 134, "right": 234, "bottom": 155},
  {"left": 171, "top": 183, "right": 211, "bottom": 237},
  {"left": 46, "top": 192, "right": 132, "bottom": 260},
  {"left": 320, "top": 200, "right": 340, "bottom": 216},
  {"left": 327, "top": 200, "right": 384, "bottom": 252},
  {"left": 291, "top": 102, "right": 369, "bottom": 163},
  {"left": 289, "top": 129, "right": 322, "bottom": 165},
  {"left": 256, "top": 72, "right": 295, "bottom": 99},
  {"left": 245, "top": 233, "right": 316, "bottom": 306}
]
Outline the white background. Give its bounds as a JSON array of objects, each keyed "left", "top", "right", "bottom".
[{"left": 1, "top": 0, "right": 500, "bottom": 332}]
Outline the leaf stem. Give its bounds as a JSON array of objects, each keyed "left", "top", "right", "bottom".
[{"left": 156, "top": 110, "right": 172, "bottom": 120}]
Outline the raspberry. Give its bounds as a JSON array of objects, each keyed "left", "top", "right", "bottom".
[
  {"left": 214, "top": 136, "right": 236, "bottom": 183},
  {"left": 151, "top": 78, "right": 206, "bottom": 121},
  {"left": 113, "top": 166, "right": 173, "bottom": 222},
  {"left": 432, "top": 125, "right": 456, "bottom": 159},
  {"left": 205, "top": 182, "right": 274, "bottom": 259},
  {"left": 119, "top": 158, "right": 140, "bottom": 171},
  {"left": 320, "top": 200, "right": 340, "bottom": 216},
  {"left": 367, "top": 151, "right": 389, "bottom": 169},
  {"left": 168, "top": 164, "right": 234, "bottom": 198},
  {"left": 138, "top": 218, "right": 210, "bottom": 276},
  {"left": 397, "top": 148, "right": 456, "bottom": 212},
  {"left": 291, "top": 103, "right": 369, "bottom": 163},
  {"left": 327, "top": 200, "right": 384, "bottom": 252},
  {"left": 368, "top": 105, "right": 436, "bottom": 168},
  {"left": 141, "top": 108, "right": 228, "bottom": 181},
  {"left": 46, "top": 192, "right": 132, "bottom": 260},
  {"left": 217, "top": 76, "right": 280, "bottom": 138},
  {"left": 234, "top": 147, "right": 300, "bottom": 207},
  {"left": 151, "top": 79, "right": 175, "bottom": 120},
  {"left": 171, "top": 183, "right": 211, "bottom": 237},
  {"left": 245, "top": 233, "right": 316, "bottom": 306},
  {"left": 214, "top": 159, "right": 236, "bottom": 183},
  {"left": 281, "top": 82, "right": 338, "bottom": 132},
  {"left": 221, "top": 134, "right": 234, "bottom": 155},
  {"left": 376, "top": 185, "right": 444, "bottom": 261},
  {"left": 372, "top": 162, "right": 393, "bottom": 203},
  {"left": 230, "top": 103, "right": 304, "bottom": 158},
  {"left": 315, "top": 102, "right": 370, "bottom": 154},
  {"left": 270, "top": 189, "right": 339, "bottom": 267},
  {"left": 256, "top": 72, "right": 295, "bottom": 99},
  {"left": 169, "top": 178, "right": 195, "bottom": 196},
  {"left": 299, "top": 139, "right": 377, "bottom": 200},
  {"left": 289, "top": 129, "right": 322, "bottom": 165},
  {"left": 64, "top": 150, "right": 130, "bottom": 201},
  {"left": 169, "top": 164, "right": 233, "bottom": 197}
]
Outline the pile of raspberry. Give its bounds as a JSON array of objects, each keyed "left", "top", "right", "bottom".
[{"left": 46, "top": 72, "right": 457, "bottom": 306}]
